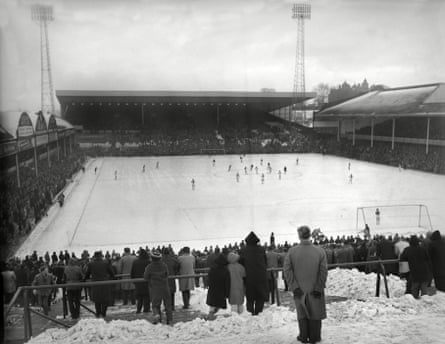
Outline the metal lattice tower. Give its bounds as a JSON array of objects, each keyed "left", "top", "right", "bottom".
[
  {"left": 292, "top": 3, "right": 311, "bottom": 104},
  {"left": 32, "top": 4, "right": 55, "bottom": 115}
]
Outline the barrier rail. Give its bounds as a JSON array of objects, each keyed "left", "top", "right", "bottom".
[{"left": 6, "top": 259, "right": 400, "bottom": 342}]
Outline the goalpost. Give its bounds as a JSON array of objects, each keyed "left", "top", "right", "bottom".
[
  {"left": 356, "top": 204, "right": 433, "bottom": 235},
  {"left": 200, "top": 148, "right": 226, "bottom": 155}
]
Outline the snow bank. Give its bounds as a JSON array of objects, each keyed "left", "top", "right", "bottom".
[
  {"left": 26, "top": 306, "right": 297, "bottom": 344},
  {"left": 326, "top": 268, "right": 406, "bottom": 299},
  {"left": 26, "top": 293, "right": 445, "bottom": 344},
  {"left": 327, "top": 292, "right": 445, "bottom": 322},
  {"left": 25, "top": 269, "right": 445, "bottom": 344}
]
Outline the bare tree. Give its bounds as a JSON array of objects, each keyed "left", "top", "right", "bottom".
[{"left": 313, "top": 83, "right": 330, "bottom": 105}]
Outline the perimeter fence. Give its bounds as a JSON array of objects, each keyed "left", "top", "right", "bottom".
[{"left": 5, "top": 258, "right": 399, "bottom": 342}]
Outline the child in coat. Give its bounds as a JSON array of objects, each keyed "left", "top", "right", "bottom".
[{"left": 227, "top": 252, "right": 246, "bottom": 314}]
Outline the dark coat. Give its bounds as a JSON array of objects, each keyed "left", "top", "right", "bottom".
[
  {"left": 206, "top": 254, "right": 230, "bottom": 309},
  {"left": 428, "top": 234, "right": 445, "bottom": 279},
  {"left": 130, "top": 256, "right": 150, "bottom": 297},
  {"left": 144, "top": 260, "right": 170, "bottom": 301},
  {"left": 400, "top": 245, "right": 432, "bottom": 283},
  {"left": 84, "top": 257, "right": 115, "bottom": 304},
  {"left": 239, "top": 244, "right": 268, "bottom": 300},
  {"left": 161, "top": 255, "right": 180, "bottom": 293},
  {"left": 376, "top": 239, "right": 398, "bottom": 274}
]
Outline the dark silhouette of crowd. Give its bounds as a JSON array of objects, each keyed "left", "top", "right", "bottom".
[
  {"left": 76, "top": 118, "right": 445, "bottom": 175},
  {"left": 3, "top": 229, "right": 445, "bottom": 324},
  {"left": 0, "top": 150, "right": 86, "bottom": 260},
  {"left": 316, "top": 136, "right": 445, "bottom": 174}
]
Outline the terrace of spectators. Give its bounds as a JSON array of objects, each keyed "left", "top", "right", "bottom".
[{"left": 315, "top": 83, "right": 445, "bottom": 153}]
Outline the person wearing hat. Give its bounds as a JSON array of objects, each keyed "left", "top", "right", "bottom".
[
  {"left": 130, "top": 249, "right": 151, "bottom": 313},
  {"left": 428, "top": 230, "right": 445, "bottom": 292},
  {"left": 178, "top": 246, "right": 195, "bottom": 309},
  {"left": 144, "top": 250, "right": 172, "bottom": 324},
  {"left": 227, "top": 251, "right": 246, "bottom": 314},
  {"left": 206, "top": 253, "right": 230, "bottom": 319},
  {"left": 119, "top": 247, "right": 137, "bottom": 306},
  {"left": 284, "top": 226, "right": 328, "bottom": 344},
  {"left": 84, "top": 251, "right": 115, "bottom": 318},
  {"left": 63, "top": 258, "right": 84, "bottom": 319},
  {"left": 239, "top": 231, "right": 268, "bottom": 315},
  {"left": 400, "top": 235, "right": 432, "bottom": 298},
  {"left": 161, "top": 247, "right": 180, "bottom": 310},
  {"left": 31, "top": 264, "right": 55, "bottom": 315}
]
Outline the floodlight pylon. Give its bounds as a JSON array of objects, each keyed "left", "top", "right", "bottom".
[
  {"left": 32, "top": 4, "right": 55, "bottom": 115},
  {"left": 292, "top": 3, "right": 311, "bottom": 106}
]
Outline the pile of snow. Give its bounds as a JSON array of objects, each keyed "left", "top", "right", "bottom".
[
  {"left": 26, "top": 306, "right": 297, "bottom": 344},
  {"left": 25, "top": 269, "right": 445, "bottom": 344},
  {"left": 327, "top": 292, "right": 445, "bottom": 322},
  {"left": 326, "top": 268, "right": 406, "bottom": 299},
  {"left": 26, "top": 293, "right": 445, "bottom": 344}
]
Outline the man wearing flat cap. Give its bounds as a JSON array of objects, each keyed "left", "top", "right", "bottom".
[
  {"left": 284, "top": 226, "right": 328, "bottom": 344},
  {"left": 239, "top": 231, "right": 268, "bottom": 315}
]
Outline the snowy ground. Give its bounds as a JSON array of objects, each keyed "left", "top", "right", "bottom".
[
  {"left": 15, "top": 154, "right": 445, "bottom": 257},
  {"left": 26, "top": 268, "right": 445, "bottom": 344}
]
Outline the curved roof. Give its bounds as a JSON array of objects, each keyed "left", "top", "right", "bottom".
[
  {"left": 44, "top": 113, "right": 58, "bottom": 131},
  {"left": 0, "top": 111, "right": 74, "bottom": 141},
  {"left": 30, "top": 111, "right": 48, "bottom": 134},
  {"left": 317, "top": 83, "right": 445, "bottom": 119},
  {"left": 0, "top": 111, "right": 33, "bottom": 140}
]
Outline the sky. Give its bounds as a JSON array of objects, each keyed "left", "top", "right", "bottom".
[{"left": 1, "top": 0, "right": 445, "bottom": 113}]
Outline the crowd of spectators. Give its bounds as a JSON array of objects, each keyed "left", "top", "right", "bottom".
[
  {"left": 315, "top": 136, "right": 445, "bottom": 174},
  {"left": 76, "top": 117, "right": 444, "bottom": 175},
  {"left": 78, "top": 123, "right": 320, "bottom": 158},
  {"left": 0, "top": 150, "right": 86, "bottom": 260},
  {"left": 2, "top": 114, "right": 444, "bottom": 326},
  {"left": 2, "top": 230, "right": 444, "bottom": 321},
  {"left": 357, "top": 117, "right": 445, "bottom": 140}
]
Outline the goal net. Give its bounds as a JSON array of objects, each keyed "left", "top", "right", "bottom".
[
  {"left": 356, "top": 204, "right": 433, "bottom": 236},
  {"left": 200, "top": 148, "right": 226, "bottom": 155}
]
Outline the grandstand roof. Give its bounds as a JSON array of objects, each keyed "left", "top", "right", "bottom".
[
  {"left": 56, "top": 90, "right": 315, "bottom": 113},
  {"left": 317, "top": 83, "right": 445, "bottom": 119},
  {"left": 0, "top": 111, "right": 74, "bottom": 141}
]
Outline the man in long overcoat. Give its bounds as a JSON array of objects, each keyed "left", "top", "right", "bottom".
[
  {"left": 239, "top": 231, "right": 268, "bottom": 315},
  {"left": 400, "top": 235, "right": 432, "bottom": 298},
  {"left": 161, "top": 247, "right": 180, "bottom": 310},
  {"left": 428, "top": 230, "right": 445, "bottom": 292},
  {"left": 119, "top": 247, "right": 137, "bottom": 305},
  {"left": 130, "top": 249, "right": 151, "bottom": 313},
  {"left": 63, "top": 258, "right": 84, "bottom": 319},
  {"left": 206, "top": 253, "right": 230, "bottom": 316},
  {"left": 284, "top": 226, "right": 328, "bottom": 344},
  {"left": 84, "top": 251, "right": 115, "bottom": 318},
  {"left": 178, "top": 246, "right": 195, "bottom": 309}
]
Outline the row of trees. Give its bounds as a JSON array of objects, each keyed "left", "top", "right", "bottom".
[
  {"left": 313, "top": 79, "right": 388, "bottom": 107},
  {"left": 259, "top": 79, "right": 388, "bottom": 109}
]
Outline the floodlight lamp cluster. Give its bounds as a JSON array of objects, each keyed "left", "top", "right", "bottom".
[
  {"left": 292, "top": 3, "right": 311, "bottom": 19},
  {"left": 31, "top": 4, "right": 53, "bottom": 21}
]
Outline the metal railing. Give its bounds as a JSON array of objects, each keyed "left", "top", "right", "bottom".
[{"left": 6, "top": 259, "right": 400, "bottom": 342}]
